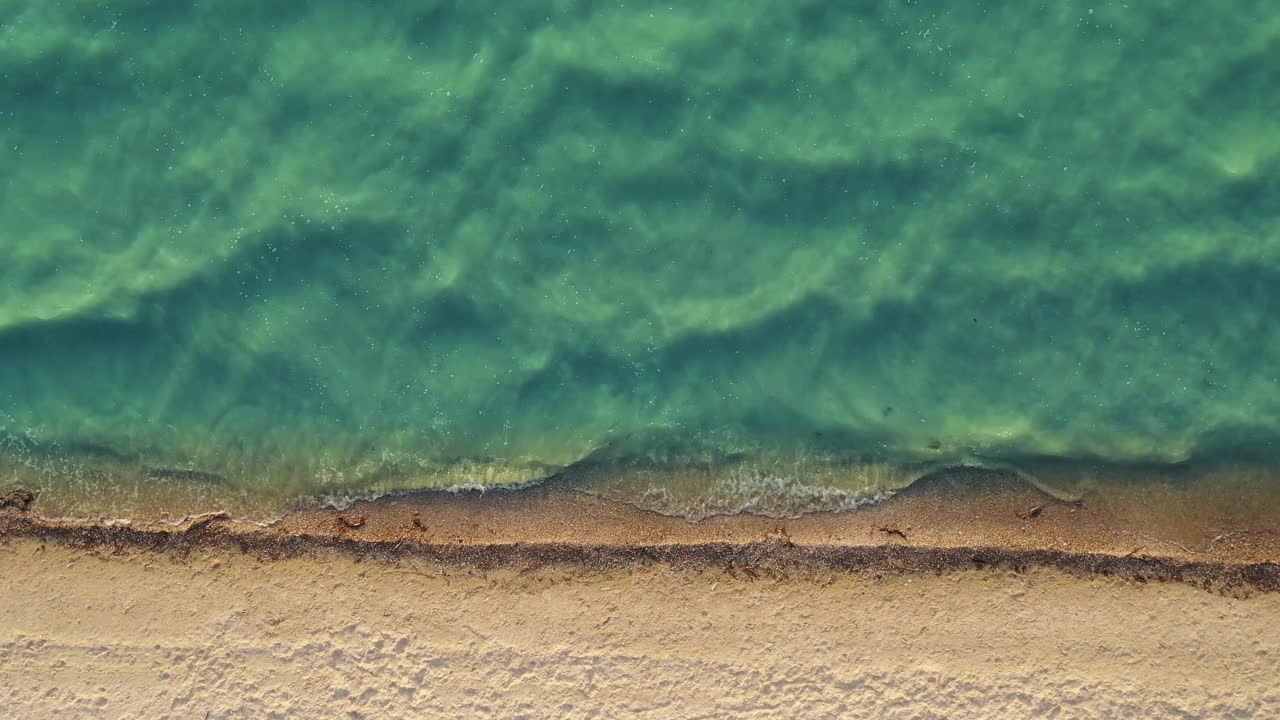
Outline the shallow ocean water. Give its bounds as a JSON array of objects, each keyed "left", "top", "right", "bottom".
[{"left": 1, "top": 1, "right": 1277, "bottom": 518}]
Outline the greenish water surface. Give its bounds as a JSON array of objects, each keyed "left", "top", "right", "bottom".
[{"left": 1, "top": 1, "right": 1278, "bottom": 518}]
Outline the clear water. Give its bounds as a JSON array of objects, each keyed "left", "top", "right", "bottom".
[{"left": 1, "top": 1, "right": 1277, "bottom": 518}]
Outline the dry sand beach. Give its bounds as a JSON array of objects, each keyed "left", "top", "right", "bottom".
[
  {"left": 2, "top": 469, "right": 1279, "bottom": 719},
  {"left": 3, "top": 543, "right": 1278, "bottom": 719}
]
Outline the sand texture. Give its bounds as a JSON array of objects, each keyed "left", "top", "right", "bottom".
[{"left": 1, "top": 540, "right": 1278, "bottom": 719}]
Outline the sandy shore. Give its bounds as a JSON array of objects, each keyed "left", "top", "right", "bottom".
[
  {"left": 1, "top": 540, "right": 1277, "bottom": 719},
  {"left": 2, "top": 470, "right": 1279, "bottom": 718}
]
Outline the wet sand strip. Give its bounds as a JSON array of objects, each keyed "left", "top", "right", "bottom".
[{"left": 2, "top": 471, "right": 1278, "bottom": 594}]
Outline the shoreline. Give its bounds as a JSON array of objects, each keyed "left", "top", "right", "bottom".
[{"left": 4, "top": 469, "right": 1278, "bottom": 593}]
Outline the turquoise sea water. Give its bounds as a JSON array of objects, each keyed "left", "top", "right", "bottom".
[{"left": 1, "top": 1, "right": 1278, "bottom": 518}]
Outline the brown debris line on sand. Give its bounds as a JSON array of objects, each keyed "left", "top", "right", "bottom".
[
  {"left": 1, "top": 511, "right": 1277, "bottom": 595},
  {"left": 3, "top": 465, "right": 1280, "bottom": 593}
]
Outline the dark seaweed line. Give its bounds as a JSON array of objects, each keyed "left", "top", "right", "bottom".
[{"left": 1, "top": 513, "right": 1275, "bottom": 595}]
